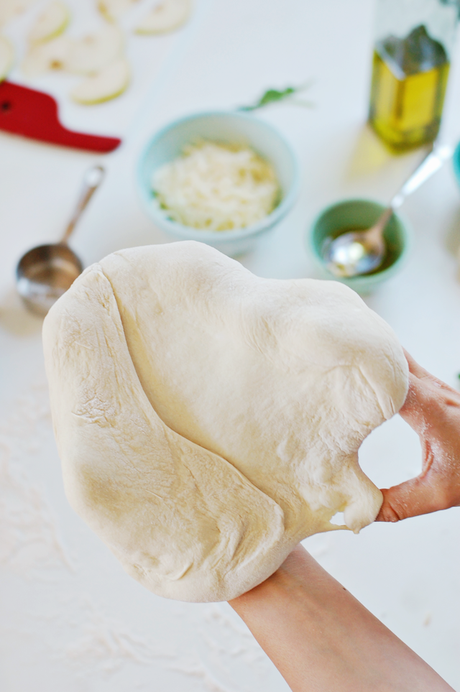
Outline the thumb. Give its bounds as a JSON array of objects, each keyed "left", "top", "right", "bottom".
[{"left": 376, "top": 475, "right": 443, "bottom": 522}]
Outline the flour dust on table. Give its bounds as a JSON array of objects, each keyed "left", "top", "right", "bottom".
[{"left": 0, "top": 379, "right": 73, "bottom": 577}]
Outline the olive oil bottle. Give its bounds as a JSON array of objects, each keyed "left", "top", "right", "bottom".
[{"left": 368, "top": 1, "right": 457, "bottom": 152}]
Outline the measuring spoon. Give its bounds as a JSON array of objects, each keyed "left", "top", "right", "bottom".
[{"left": 16, "top": 165, "right": 104, "bottom": 317}]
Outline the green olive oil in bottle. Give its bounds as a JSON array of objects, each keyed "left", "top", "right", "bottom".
[{"left": 368, "top": 1, "right": 457, "bottom": 151}]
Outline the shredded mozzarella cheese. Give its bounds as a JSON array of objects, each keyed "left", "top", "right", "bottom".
[{"left": 152, "top": 141, "right": 280, "bottom": 231}]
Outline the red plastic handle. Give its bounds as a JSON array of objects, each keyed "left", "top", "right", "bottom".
[{"left": 0, "top": 81, "right": 121, "bottom": 153}]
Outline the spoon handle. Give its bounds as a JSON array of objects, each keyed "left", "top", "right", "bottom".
[
  {"left": 367, "top": 205, "right": 394, "bottom": 242},
  {"left": 391, "top": 144, "right": 452, "bottom": 210},
  {"left": 61, "top": 165, "right": 105, "bottom": 244}
]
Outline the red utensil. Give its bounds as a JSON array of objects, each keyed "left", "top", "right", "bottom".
[{"left": 0, "top": 81, "right": 121, "bottom": 153}]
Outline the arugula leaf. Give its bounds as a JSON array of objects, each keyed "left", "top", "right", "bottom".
[{"left": 239, "top": 82, "right": 314, "bottom": 112}]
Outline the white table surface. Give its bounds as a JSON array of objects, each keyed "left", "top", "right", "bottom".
[{"left": 1, "top": 1, "right": 460, "bottom": 690}]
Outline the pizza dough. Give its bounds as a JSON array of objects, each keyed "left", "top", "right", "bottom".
[{"left": 43, "top": 241, "right": 408, "bottom": 602}]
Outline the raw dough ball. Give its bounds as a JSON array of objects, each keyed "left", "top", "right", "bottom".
[{"left": 43, "top": 241, "right": 408, "bottom": 602}]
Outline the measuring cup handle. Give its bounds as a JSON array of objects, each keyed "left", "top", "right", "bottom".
[{"left": 61, "top": 165, "right": 105, "bottom": 244}]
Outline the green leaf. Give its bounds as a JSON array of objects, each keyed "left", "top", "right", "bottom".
[{"left": 239, "top": 82, "right": 313, "bottom": 112}]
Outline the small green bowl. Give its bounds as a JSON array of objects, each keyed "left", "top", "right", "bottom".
[{"left": 308, "top": 199, "right": 411, "bottom": 293}]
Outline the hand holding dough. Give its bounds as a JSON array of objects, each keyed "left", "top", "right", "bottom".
[{"left": 43, "top": 241, "right": 408, "bottom": 602}]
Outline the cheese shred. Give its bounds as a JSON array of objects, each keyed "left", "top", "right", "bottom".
[{"left": 152, "top": 140, "right": 280, "bottom": 231}]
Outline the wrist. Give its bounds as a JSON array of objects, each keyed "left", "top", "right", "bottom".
[{"left": 229, "top": 545, "right": 454, "bottom": 692}]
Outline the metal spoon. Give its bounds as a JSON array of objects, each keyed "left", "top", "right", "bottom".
[
  {"left": 322, "top": 144, "right": 452, "bottom": 278},
  {"left": 16, "top": 165, "right": 105, "bottom": 317}
]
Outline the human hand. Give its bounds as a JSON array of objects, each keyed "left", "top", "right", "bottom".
[{"left": 377, "top": 351, "right": 460, "bottom": 522}]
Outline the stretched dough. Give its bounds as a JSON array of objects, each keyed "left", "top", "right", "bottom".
[{"left": 43, "top": 241, "right": 408, "bottom": 602}]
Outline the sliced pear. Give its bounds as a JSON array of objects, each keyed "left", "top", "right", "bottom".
[
  {"left": 70, "top": 57, "right": 129, "bottom": 104},
  {"left": 22, "top": 34, "right": 73, "bottom": 77},
  {"left": 0, "top": 0, "right": 38, "bottom": 27},
  {"left": 134, "top": 0, "right": 191, "bottom": 35},
  {"left": 28, "top": 1, "right": 70, "bottom": 44},
  {"left": 65, "top": 24, "right": 123, "bottom": 74},
  {"left": 97, "top": 0, "right": 139, "bottom": 23},
  {"left": 0, "top": 35, "right": 14, "bottom": 81}
]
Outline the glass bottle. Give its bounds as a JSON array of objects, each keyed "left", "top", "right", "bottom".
[{"left": 368, "top": 0, "right": 458, "bottom": 151}]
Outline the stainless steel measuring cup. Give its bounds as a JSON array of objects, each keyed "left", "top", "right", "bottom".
[{"left": 16, "top": 165, "right": 105, "bottom": 317}]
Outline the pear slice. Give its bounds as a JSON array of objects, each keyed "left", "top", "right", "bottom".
[
  {"left": 0, "top": 0, "right": 38, "bottom": 27},
  {"left": 22, "top": 34, "right": 73, "bottom": 77},
  {"left": 70, "top": 57, "right": 129, "bottom": 104},
  {"left": 65, "top": 24, "right": 123, "bottom": 74},
  {"left": 97, "top": 0, "right": 139, "bottom": 23},
  {"left": 0, "top": 35, "right": 14, "bottom": 81},
  {"left": 134, "top": 0, "right": 191, "bottom": 35},
  {"left": 28, "top": 1, "right": 70, "bottom": 44}
]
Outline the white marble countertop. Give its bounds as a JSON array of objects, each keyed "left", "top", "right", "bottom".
[{"left": 1, "top": 1, "right": 460, "bottom": 690}]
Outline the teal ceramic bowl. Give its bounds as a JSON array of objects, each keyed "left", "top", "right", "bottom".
[
  {"left": 452, "top": 141, "right": 460, "bottom": 186},
  {"left": 308, "top": 199, "right": 411, "bottom": 293},
  {"left": 137, "top": 111, "right": 300, "bottom": 256}
]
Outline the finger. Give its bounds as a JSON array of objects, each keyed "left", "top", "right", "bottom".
[
  {"left": 376, "top": 476, "right": 447, "bottom": 522},
  {"left": 403, "top": 351, "right": 442, "bottom": 384},
  {"left": 402, "top": 350, "right": 440, "bottom": 383},
  {"left": 399, "top": 374, "right": 432, "bottom": 432},
  {"left": 403, "top": 349, "right": 458, "bottom": 394},
  {"left": 400, "top": 375, "right": 460, "bottom": 437},
  {"left": 403, "top": 349, "right": 428, "bottom": 378}
]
